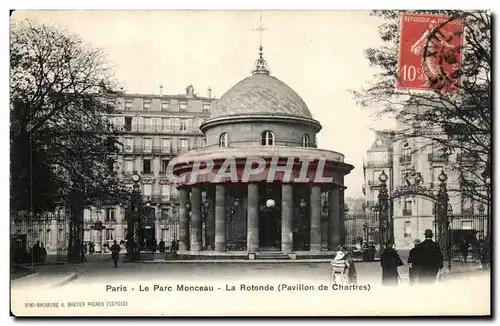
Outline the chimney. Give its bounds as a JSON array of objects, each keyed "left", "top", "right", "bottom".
[
  {"left": 186, "top": 84, "right": 194, "bottom": 98},
  {"left": 159, "top": 84, "right": 164, "bottom": 97},
  {"left": 207, "top": 87, "right": 212, "bottom": 99}
]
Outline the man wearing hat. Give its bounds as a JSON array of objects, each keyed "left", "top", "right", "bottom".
[
  {"left": 416, "top": 229, "right": 443, "bottom": 284},
  {"left": 408, "top": 238, "right": 422, "bottom": 285}
]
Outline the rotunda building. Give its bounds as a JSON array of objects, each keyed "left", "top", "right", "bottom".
[{"left": 172, "top": 48, "right": 354, "bottom": 258}]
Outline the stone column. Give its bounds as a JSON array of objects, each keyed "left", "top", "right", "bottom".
[
  {"left": 190, "top": 186, "right": 202, "bottom": 252},
  {"left": 310, "top": 185, "right": 322, "bottom": 251},
  {"left": 281, "top": 184, "right": 293, "bottom": 253},
  {"left": 247, "top": 183, "right": 260, "bottom": 253},
  {"left": 178, "top": 188, "right": 189, "bottom": 251},
  {"left": 328, "top": 187, "right": 341, "bottom": 250},
  {"left": 206, "top": 186, "right": 216, "bottom": 249},
  {"left": 215, "top": 184, "right": 226, "bottom": 252}
]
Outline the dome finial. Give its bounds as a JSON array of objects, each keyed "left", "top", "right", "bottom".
[
  {"left": 252, "top": 12, "right": 270, "bottom": 75},
  {"left": 252, "top": 45, "right": 270, "bottom": 75}
]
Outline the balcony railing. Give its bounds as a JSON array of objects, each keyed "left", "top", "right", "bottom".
[
  {"left": 399, "top": 156, "right": 412, "bottom": 164},
  {"left": 122, "top": 145, "right": 204, "bottom": 155},
  {"left": 363, "top": 159, "right": 393, "bottom": 168},
  {"left": 428, "top": 153, "right": 449, "bottom": 162},
  {"left": 403, "top": 209, "right": 412, "bottom": 216},
  {"left": 113, "top": 124, "right": 202, "bottom": 134}
]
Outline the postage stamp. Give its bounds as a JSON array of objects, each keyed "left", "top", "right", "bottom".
[{"left": 9, "top": 10, "right": 491, "bottom": 317}]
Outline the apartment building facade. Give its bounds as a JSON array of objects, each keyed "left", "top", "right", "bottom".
[
  {"left": 80, "top": 85, "right": 214, "bottom": 253},
  {"left": 363, "top": 126, "right": 487, "bottom": 250}
]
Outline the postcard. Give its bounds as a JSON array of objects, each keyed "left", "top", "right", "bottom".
[{"left": 10, "top": 9, "right": 491, "bottom": 317}]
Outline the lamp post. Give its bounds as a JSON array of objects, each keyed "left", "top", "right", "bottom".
[
  {"left": 447, "top": 205, "right": 453, "bottom": 272},
  {"left": 371, "top": 204, "right": 380, "bottom": 247},
  {"left": 436, "top": 170, "right": 450, "bottom": 272},
  {"left": 377, "top": 171, "right": 390, "bottom": 247},
  {"left": 127, "top": 173, "right": 141, "bottom": 261}
]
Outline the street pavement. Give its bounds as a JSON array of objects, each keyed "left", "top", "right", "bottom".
[
  {"left": 12, "top": 256, "right": 481, "bottom": 288},
  {"left": 11, "top": 250, "right": 483, "bottom": 290}
]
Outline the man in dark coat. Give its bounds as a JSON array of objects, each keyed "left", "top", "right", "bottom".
[
  {"left": 380, "top": 241, "right": 404, "bottom": 286},
  {"left": 110, "top": 240, "right": 121, "bottom": 268},
  {"left": 408, "top": 238, "right": 422, "bottom": 285},
  {"left": 417, "top": 229, "right": 443, "bottom": 284}
]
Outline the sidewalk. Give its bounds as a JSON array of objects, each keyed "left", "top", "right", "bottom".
[{"left": 11, "top": 271, "right": 78, "bottom": 290}]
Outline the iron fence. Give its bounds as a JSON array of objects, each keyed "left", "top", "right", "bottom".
[
  {"left": 11, "top": 210, "right": 69, "bottom": 263},
  {"left": 434, "top": 212, "right": 488, "bottom": 261},
  {"left": 344, "top": 212, "right": 380, "bottom": 249}
]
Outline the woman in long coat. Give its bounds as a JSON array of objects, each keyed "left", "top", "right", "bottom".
[{"left": 380, "top": 242, "right": 404, "bottom": 286}]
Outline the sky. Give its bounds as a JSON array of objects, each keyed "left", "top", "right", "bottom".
[{"left": 11, "top": 10, "right": 396, "bottom": 198}]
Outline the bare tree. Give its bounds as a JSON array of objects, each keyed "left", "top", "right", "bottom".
[
  {"left": 352, "top": 10, "right": 491, "bottom": 205},
  {"left": 10, "top": 20, "right": 129, "bottom": 260}
]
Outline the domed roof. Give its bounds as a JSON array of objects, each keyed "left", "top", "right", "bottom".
[
  {"left": 211, "top": 48, "right": 313, "bottom": 120},
  {"left": 212, "top": 74, "right": 313, "bottom": 119}
]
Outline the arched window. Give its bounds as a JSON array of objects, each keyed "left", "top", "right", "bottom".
[
  {"left": 401, "top": 142, "right": 411, "bottom": 162},
  {"left": 219, "top": 133, "right": 228, "bottom": 148},
  {"left": 261, "top": 131, "right": 274, "bottom": 146},
  {"left": 302, "top": 134, "right": 310, "bottom": 147}
]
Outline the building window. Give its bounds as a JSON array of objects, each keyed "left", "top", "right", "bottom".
[
  {"left": 161, "top": 160, "right": 170, "bottom": 174},
  {"left": 219, "top": 133, "right": 228, "bottom": 147},
  {"left": 261, "top": 131, "right": 275, "bottom": 146},
  {"left": 161, "top": 101, "right": 170, "bottom": 111},
  {"left": 107, "top": 101, "right": 115, "bottom": 110},
  {"left": 124, "top": 160, "right": 134, "bottom": 174},
  {"left": 123, "top": 137, "right": 133, "bottom": 152},
  {"left": 401, "top": 142, "right": 411, "bottom": 162},
  {"left": 401, "top": 168, "right": 412, "bottom": 185},
  {"left": 179, "top": 139, "right": 189, "bottom": 152},
  {"left": 404, "top": 221, "right": 411, "bottom": 237},
  {"left": 143, "top": 159, "right": 152, "bottom": 174},
  {"left": 124, "top": 101, "right": 133, "bottom": 111},
  {"left": 162, "top": 118, "right": 171, "bottom": 131},
  {"left": 143, "top": 117, "right": 152, "bottom": 132},
  {"left": 143, "top": 138, "right": 152, "bottom": 153},
  {"left": 143, "top": 184, "right": 152, "bottom": 196},
  {"left": 123, "top": 228, "right": 128, "bottom": 239},
  {"left": 124, "top": 117, "right": 132, "bottom": 131},
  {"left": 203, "top": 103, "right": 210, "bottom": 112},
  {"left": 105, "top": 208, "right": 116, "bottom": 222},
  {"left": 179, "top": 102, "right": 187, "bottom": 112},
  {"left": 162, "top": 184, "right": 171, "bottom": 200},
  {"left": 106, "top": 229, "right": 114, "bottom": 241},
  {"left": 161, "top": 138, "right": 171, "bottom": 153},
  {"left": 143, "top": 101, "right": 151, "bottom": 111},
  {"left": 403, "top": 199, "right": 412, "bottom": 216},
  {"left": 302, "top": 134, "right": 310, "bottom": 147},
  {"left": 180, "top": 119, "right": 187, "bottom": 132}
]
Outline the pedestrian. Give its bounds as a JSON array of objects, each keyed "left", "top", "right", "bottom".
[
  {"left": 159, "top": 239, "right": 166, "bottom": 253},
  {"left": 408, "top": 238, "right": 422, "bottom": 285},
  {"left": 110, "top": 240, "right": 121, "bottom": 268},
  {"left": 380, "top": 241, "right": 404, "bottom": 286},
  {"left": 459, "top": 236, "right": 469, "bottom": 263},
  {"left": 416, "top": 229, "right": 443, "bottom": 284},
  {"left": 330, "top": 246, "right": 357, "bottom": 285}
]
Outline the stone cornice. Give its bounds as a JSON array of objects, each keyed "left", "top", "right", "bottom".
[{"left": 199, "top": 114, "right": 322, "bottom": 133}]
